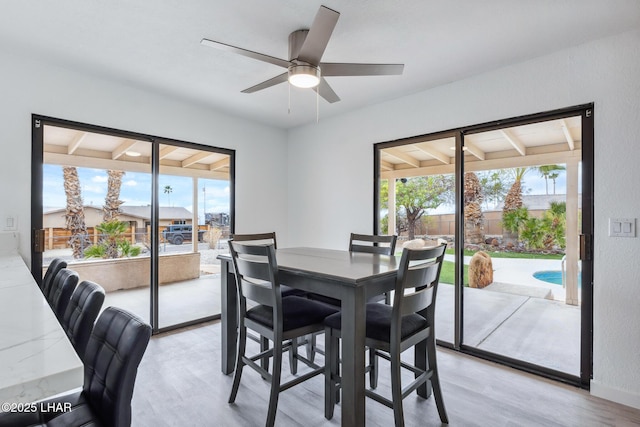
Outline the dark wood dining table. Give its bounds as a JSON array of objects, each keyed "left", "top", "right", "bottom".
[{"left": 218, "top": 247, "right": 401, "bottom": 427}]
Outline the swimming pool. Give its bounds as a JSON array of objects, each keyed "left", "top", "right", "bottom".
[{"left": 533, "top": 270, "right": 581, "bottom": 286}]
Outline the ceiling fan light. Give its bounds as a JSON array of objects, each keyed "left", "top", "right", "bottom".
[{"left": 288, "top": 65, "right": 321, "bottom": 88}]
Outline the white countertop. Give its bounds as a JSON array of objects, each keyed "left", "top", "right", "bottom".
[{"left": 0, "top": 251, "right": 83, "bottom": 405}]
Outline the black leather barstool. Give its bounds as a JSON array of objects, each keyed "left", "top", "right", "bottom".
[
  {"left": 48, "top": 268, "right": 79, "bottom": 321},
  {"left": 0, "top": 306, "right": 152, "bottom": 427},
  {"left": 41, "top": 257, "right": 67, "bottom": 295},
  {"left": 61, "top": 280, "right": 105, "bottom": 361}
]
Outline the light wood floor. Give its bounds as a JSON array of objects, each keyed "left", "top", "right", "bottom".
[{"left": 131, "top": 321, "right": 640, "bottom": 426}]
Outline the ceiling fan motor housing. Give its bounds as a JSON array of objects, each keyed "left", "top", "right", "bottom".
[{"left": 289, "top": 29, "right": 310, "bottom": 61}]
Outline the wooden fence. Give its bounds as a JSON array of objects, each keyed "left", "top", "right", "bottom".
[{"left": 43, "top": 225, "right": 219, "bottom": 251}]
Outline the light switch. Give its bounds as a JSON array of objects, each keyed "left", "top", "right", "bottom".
[
  {"left": 609, "top": 218, "right": 636, "bottom": 237},
  {"left": 3, "top": 216, "right": 17, "bottom": 231}
]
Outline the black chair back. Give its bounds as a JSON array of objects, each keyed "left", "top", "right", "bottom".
[
  {"left": 228, "top": 241, "right": 281, "bottom": 310},
  {"left": 49, "top": 268, "right": 79, "bottom": 320},
  {"left": 83, "top": 307, "right": 151, "bottom": 427},
  {"left": 349, "top": 233, "right": 397, "bottom": 255},
  {"left": 62, "top": 280, "right": 105, "bottom": 361},
  {"left": 42, "top": 257, "right": 67, "bottom": 294},
  {"left": 393, "top": 244, "right": 446, "bottom": 323},
  {"left": 230, "top": 232, "right": 277, "bottom": 249}
]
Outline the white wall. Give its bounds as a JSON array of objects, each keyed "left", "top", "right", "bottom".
[
  {"left": 287, "top": 29, "right": 640, "bottom": 408},
  {"left": 0, "top": 48, "right": 289, "bottom": 262}
]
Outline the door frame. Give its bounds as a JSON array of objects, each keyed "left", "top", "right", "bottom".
[
  {"left": 373, "top": 103, "right": 594, "bottom": 388},
  {"left": 31, "top": 114, "right": 236, "bottom": 334}
]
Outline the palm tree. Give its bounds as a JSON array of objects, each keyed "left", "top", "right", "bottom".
[
  {"left": 62, "top": 166, "right": 90, "bottom": 259},
  {"left": 502, "top": 167, "right": 528, "bottom": 243},
  {"left": 164, "top": 185, "right": 173, "bottom": 206},
  {"left": 84, "top": 220, "right": 141, "bottom": 259},
  {"left": 464, "top": 172, "right": 484, "bottom": 244},
  {"left": 549, "top": 172, "right": 561, "bottom": 194},
  {"left": 538, "top": 165, "right": 566, "bottom": 195},
  {"left": 503, "top": 167, "right": 528, "bottom": 213},
  {"left": 103, "top": 170, "right": 125, "bottom": 221}
]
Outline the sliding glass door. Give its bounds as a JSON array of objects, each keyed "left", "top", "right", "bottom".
[
  {"left": 376, "top": 132, "right": 459, "bottom": 345},
  {"left": 157, "top": 142, "right": 232, "bottom": 328},
  {"left": 32, "top": 116, "right": 234, "bottom": 333},
  {"left": 375, "top": 105, "right": 593, "bottom": 386},
  {"left": 461, "top": 115, "right": 584, "bottom": 377}
]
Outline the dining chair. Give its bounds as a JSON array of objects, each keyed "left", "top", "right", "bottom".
[
  {"left": 231, "top": 232, "right": 309, "bottom": 374},
  {"left": 0, "top": 306, "right": 151, "bottom": 427},
  {"left": 230, "top": 232, "right": 306, "bottom": 299},
  {"left": 349, "top": 232, "right": 398, "bottom": 255},
  {"left": 41, "top": 257, "right": 67, "bottom": 295},
  {"left": 48, "top": 268, "right": 79, "bottom": 321},
  {"left": 306, "top": 233, "right": 399, "bottom": 361},
  {"left": 323, "top": 244, "right": 448, "bottom": 427},
  {"left": 61, "top": 280, "right": 105, "bottom": 361},
  {"left": 227, "top": 241, "right": 338, "bottom": 427}
]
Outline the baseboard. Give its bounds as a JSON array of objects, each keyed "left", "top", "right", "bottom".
[{"left": 591, "top": 380, "right": 640, "bottom": 410}]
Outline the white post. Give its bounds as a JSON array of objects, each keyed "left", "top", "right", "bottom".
[
  {"left": 565, "top": 158, "right": 579, "bottom": 305},
  {"left": 387, "top": 179, "right": 396, "bottom": 237},
  {"left": 192, "top": 177, "right": 199, "bottom": 253}
]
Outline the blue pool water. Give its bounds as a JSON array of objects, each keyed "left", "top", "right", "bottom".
[{"left": 533, "top": 270, "right": 581, "bottom": 286}]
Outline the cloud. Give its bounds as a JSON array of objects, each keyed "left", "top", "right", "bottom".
[
  {"left": 124, "top": 180, "right": 138, "bottom": 187},
  {"left": 92, "top": 175, "right": 108, "bottom": 183}
]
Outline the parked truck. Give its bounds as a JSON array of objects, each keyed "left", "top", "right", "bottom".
[{"left": 162, "top": 225, "right": 205, "bottom": 245}]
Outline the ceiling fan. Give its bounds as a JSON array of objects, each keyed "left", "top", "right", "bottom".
[{"left": 200, "top": 5, "right": 404, "bottom": 103}]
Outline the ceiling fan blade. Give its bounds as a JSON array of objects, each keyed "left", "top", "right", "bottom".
[
  {"left": 201, "top": 38, "right": 292, "bottom": 69},
  {"left": 241, "top": 72, "right": 288, "bottom": 93},
  {"left": 321, "top": 63, "right": 404, "bottom": 76},
  {"left": 312, "top": 78, "right": 340, "bottom": 103},
  {"left": 297, "top": 6, "right": 340, "bottom": 65}
]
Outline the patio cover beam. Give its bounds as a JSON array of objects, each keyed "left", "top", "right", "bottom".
[
  {"left": 561, "top": 119, "right": 576, "bottom": 150},
  {"left": 500, "top": 129, "right": 527, "bottom": 156},
  {"left": 415, "top": 142, "right": 451, "bottom": 164}
]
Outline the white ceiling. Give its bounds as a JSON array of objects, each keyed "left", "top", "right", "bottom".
[{"left": 2, "top": 1, "right": 639, "bottom": 129}]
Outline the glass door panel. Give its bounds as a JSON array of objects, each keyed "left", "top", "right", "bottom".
[
  {"left": 461, "top": 117, "right": 582, "bottom": 376},
  {"left": 42, "top": 124, "right": 152, "bottom": 324},
  {"left": 157, "top": 144, "right": 231, "bottom": 328},
  {"left": 378, "top": 135, "right": 458, "bottom": 344}
]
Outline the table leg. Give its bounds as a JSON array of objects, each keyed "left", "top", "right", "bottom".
[
  {"left": 340, "top": 287, "right": 366, "bottom": 427},
  {"left": 415, "top": 339, "right": 432, "bottom": 398},
  {"left": 220, "top": 259, "right": 237, "bottom": 375}
]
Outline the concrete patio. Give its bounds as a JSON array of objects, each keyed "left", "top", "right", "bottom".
[{"left": 101, "top": 254, "right": 581, "bottom": 377}]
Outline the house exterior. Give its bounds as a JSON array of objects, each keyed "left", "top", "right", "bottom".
[{"left": 43, "top": 205, "right": 194, "bottom": 229}]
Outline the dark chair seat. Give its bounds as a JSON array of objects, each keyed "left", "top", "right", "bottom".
[
  {"left": 324, "top": 303, "right": 428, "bottom": 343},
  {"left": 280, "top": 285, "right": 308, "bottom": 298},
  {"left": 247, "top": 295, "right": 338, "bottom": 331}
]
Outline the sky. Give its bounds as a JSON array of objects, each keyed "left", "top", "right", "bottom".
[
  {"left": 43, "top": 165, "right": 230, "bottom": 222},
  {"left": 44, "top": 164, "right": 570, "bottom": 219}
]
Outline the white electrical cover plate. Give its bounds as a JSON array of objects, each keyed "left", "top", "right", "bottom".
[{"left": 609, "top": 218, "right": 636, "bottom": 237}]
